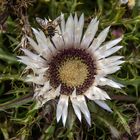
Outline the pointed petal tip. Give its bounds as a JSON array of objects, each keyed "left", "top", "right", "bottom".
[
  {"left": 94, "top": 100, "right": 113, "bottom": 113},
  {"left": 56, "top": 116, "right": 61, "bottom": 123},
  {"left": 87, "top": 117, "right": 91, "bottom": 126},
  {"left": 60, "top": 13, "right": 64, "bottom": 21},
  {"left": 106, "top": 26, "right": 111, "bottom": 31},
  {"left": 117, "top": 83, "right": 125, "bottom": 88},
  {"left": 97, "top": 20, "right": 99, "bottom": 23},
  {"left": 81, "top": 13, "right": 84, "bottom": 16},
  {"left": 94, "top": 16, "right": 97, "bottom": 20},
  {"left": 17, "top": 56, "right": 21, "bottom": 59},
  {"left": 62, "top": 117, "right": 67, "bottom": 127},
  {"left": 108, "top": 108, "right": 113, "bottom": 113},
  {"left": 118, "top": 36, "right": 123, "bottom": 41},
  {"left": 20, "top": 48, "right": 25, "bottom": 52},
  {"left": 31, "top": 28, "right": 40, "bottom": 35},
  {"left": 56, "top": 106, "right": 62, "bottom": 123},
  {"left": 118, "top": 45, "right": 123, "bottom": 49},
  {"left": 31, "top": 27, "right": 36, "bottom": 32},
  {"left": 80, "top": 13, "right": 84, "bottom": 19},
  {"left": 61, "top": 12, "right": 64, "bottom": 15},
  {"left": 120, "top": 60, "right": 125, "bottom": 64}
]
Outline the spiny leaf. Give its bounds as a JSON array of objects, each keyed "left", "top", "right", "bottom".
[
  {"left": 115, "top": 110, "right": 131, "bottom": 135},
  {"left": 98, "top": 116, "right": 120, "bottom": 138},
  {"left": 0, "top": 93, "right": 33, "bottom": 110}
]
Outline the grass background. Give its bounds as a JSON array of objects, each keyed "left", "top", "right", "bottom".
[{"left": 0, "top": 0, "right": 140, "bottom": 139}]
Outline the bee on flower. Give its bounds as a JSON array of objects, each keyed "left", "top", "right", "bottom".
[{"left": 36, "top": 17, "right": 61, "bottom": 38}]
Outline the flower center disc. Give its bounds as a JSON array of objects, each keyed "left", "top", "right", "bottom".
[
  {"left": 58, "top": 59, "right": 89, "bottom": 87},
  {"left": 49, "top": 48, "right": 97, "bottom": 95}
]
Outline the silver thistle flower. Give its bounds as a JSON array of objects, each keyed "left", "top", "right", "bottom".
[{"left": 18, "top": 13, "right": 124, "bottom": 126}]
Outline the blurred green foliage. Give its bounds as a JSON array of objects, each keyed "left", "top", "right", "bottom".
[{"left": 0, "top": 0, "right": 140, "bottom": 139}]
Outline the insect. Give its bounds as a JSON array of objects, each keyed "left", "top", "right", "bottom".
[{"left": 36, "top": 17, "right": 61, "bottom": 38}]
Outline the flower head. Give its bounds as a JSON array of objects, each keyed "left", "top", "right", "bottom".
[{"left": 18, "top": 13, "right": 124, "bottom": 126}]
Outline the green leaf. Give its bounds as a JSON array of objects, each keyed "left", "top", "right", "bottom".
[
  {"left": 0, "top": 93, "right": 33, "bottom": 110},
  {"left": 98, "top": 116, "right": 120, "bottom": 138},
  {"left": 115, "top": 110, "right": 131, "bottom": 135}
]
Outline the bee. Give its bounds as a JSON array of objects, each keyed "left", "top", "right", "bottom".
[{"left": 36, "top": 17, "right": 61, "bottom": 38}]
